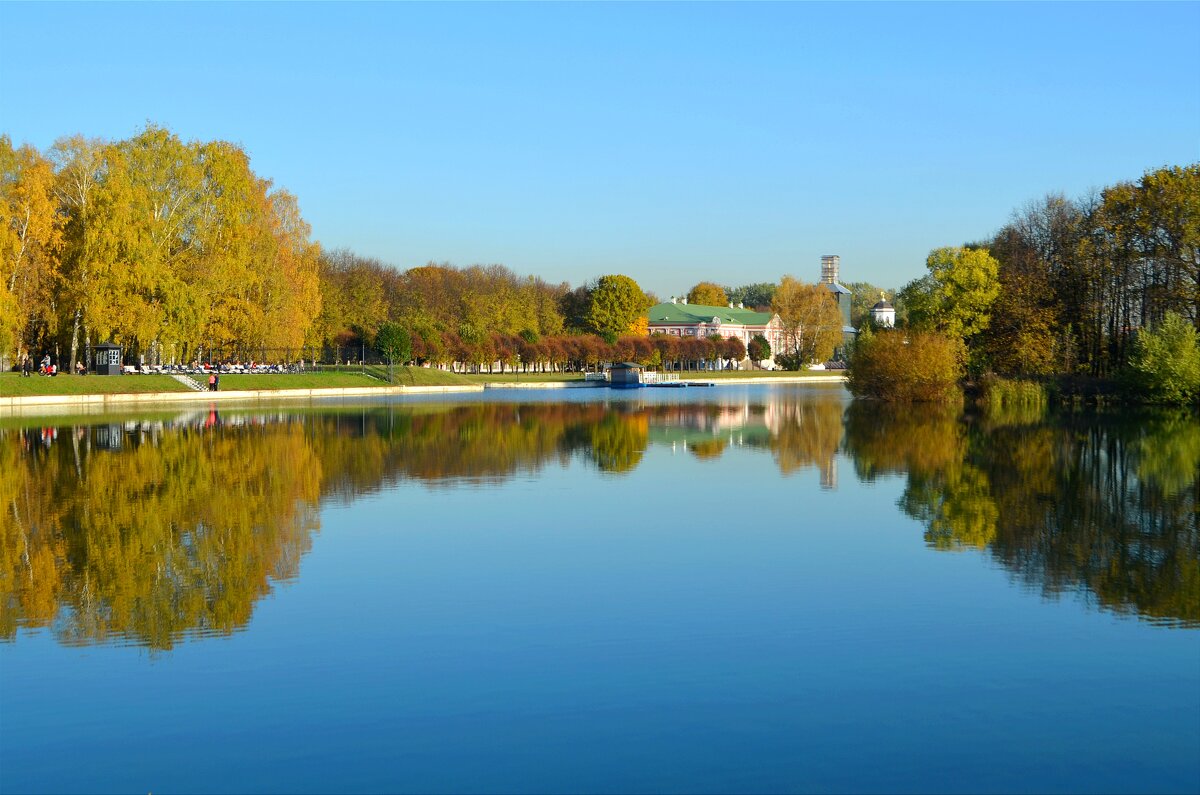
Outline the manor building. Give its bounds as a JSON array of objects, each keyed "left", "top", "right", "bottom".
[
  {"left": 647, "top": 299, "right": 787, "bottom": 353},
  {"left": 647, "top": 255, "right": 858, "bottom": 363}
]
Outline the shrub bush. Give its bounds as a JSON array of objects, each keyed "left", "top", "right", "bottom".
[
  {"left": 977, "top": 375, "right": 1048, "bottom": 425},
  {"left": 847, "top": 329, "right": 965, "bottom": 402},
  {"left": 978, "top": 375, "right": 1047, "bottom": 410},
  {"left": 1123, "top": 312, "right": 1200, "bottom": 405}
]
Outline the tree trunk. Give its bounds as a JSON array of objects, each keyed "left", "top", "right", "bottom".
[{"left": 68, "top": 308, "right": 81, "bottom": 372}]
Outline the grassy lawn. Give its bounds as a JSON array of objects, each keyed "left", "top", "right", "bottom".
[
  {"left": 0, "top": 373, "right": 190, "bottom": 396},
  {"left": 366, "top": 366, "right": 478, "bottom": 387},
  {"left": 222, "top": 367, "right": 477, "bottom": 390},
  {"left": 217, "top": 372, "right": 387, "bottom": 390},
  {"left": 1, "top": 367, "right": 477, "bottom": 396},
  {"left": 459, "top": 371, "right": 585, "bottom": 383},
  {"left": 2, "top": 366, "right": 839, "bottom": 398}
]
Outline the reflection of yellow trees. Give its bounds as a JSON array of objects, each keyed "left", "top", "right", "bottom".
[
  {"left": 310, "top": 404, "right": 609, "bottom": 492},
  {"left": 846, "top": 403, "right": 998, "bottom": 551},
  {"left": 844, "top": 402, "right": 966, "bottom": 481},
  {"left": 688, "top": 438, "right": 727, "bottom": 460},
  {"left": 902, "top": 466, "right": 999, "bottom": 550},
  {"left": 0, "top": 438, "right": 69, "bottom": 636},
  {"left": 843, "top": 403, "right": 1200, "bottom": 625},
  {"left": 589, "top": 412, "right": 649, "bottom": 474},
  {"left": 1, "top": 423, "right": 320, "bottom": 648},
  {"left": 9, "top": 400, "right": 1194, "bottom": 645},
  {"left": 767, "top": 397, "right": 844, "bottom": 476}
]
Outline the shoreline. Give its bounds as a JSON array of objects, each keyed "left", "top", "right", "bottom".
[{"left": 0, "top": 374, "right": 847, "bottom": 415}]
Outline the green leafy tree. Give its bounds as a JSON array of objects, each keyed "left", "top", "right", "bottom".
[
  {"left": 747, "top": 334, "right": 771, "bottom": 365},
  {"left": 375, "top": 322, "right": 412, "bottom": 363},
  {"left": 1124, "top": 312, "right": 1200, "bottom": 404},
  {"left": 725, "top": 282, "right": 776, "bottom": 310},
  {"left": 904, "top": 247, "right": 1001, "bottom": 341},
  {"left": 902, "top": 246, "right": 1000, "bottom": 371},
  {"left": 585, "top": 274, "right": 650, "bottom": 341},
  {"left": 557, "top": 283, "right": 593, "bottom": 334},
  {"left": 845, "top": 281, "right": 898, "bottom": 329}
]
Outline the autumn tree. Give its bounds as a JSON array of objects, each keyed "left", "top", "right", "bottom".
[
  {"left": 259, "top": 189, "right": 321, "bottom": 350},
  {"left": 983, "top": 201, "right": 1073, "bottom": 376},
  {"left": 771, "top": 276, "right": 842, "bottom": 364},
  {"left": 312, "top": 249, "right": 390, "bottom": 347},
  {"left": 687, "top": 282, "right": 728, "bottom": 307},
  {"left": 50, "top": 134, "right": 106, "bottom": 370},
  {"left": 0, "top": 136, "right": 63, "bottom": 361},
  {"left": 847, "top": 328, "right": 965, "bottom": 402}
]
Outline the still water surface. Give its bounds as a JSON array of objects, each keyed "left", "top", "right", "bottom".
[{"left": 1, "top": 385, "right": 1197, "bottom": 793}]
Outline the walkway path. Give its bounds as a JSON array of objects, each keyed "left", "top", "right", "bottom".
[
  {"left": 171, "top": 374, "right": 206, "bottom": 391},
  {"left": 1, "top": 374, "right": 846, "bottom": 414}
]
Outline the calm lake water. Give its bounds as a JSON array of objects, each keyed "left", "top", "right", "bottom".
[{"left": 1, "top": 385, "right": 1197, "bottom": 794}]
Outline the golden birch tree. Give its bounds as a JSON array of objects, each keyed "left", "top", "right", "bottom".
[
  {"left": 0, "top": 136, "right": 64, "bottom": 360},
  {"left": 772, "top": 276, "right": 842, "bottom": 364}
]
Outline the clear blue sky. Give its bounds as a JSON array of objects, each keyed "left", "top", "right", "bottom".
[{"left": 2, "top": 2, "right": 1197, "bottom": 297}]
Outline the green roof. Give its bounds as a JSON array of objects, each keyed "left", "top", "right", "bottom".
[{"left": 648, "top": 302, "right": 774, "bottom": 326}]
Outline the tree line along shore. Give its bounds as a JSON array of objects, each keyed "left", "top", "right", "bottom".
[{"left": 2, "top": 124, "right": 1196, "bottom": 402}]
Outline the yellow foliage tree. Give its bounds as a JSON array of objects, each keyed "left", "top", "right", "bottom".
[
  {"left": 771, "top": 275, "right": 842, "bottom": 363},
  {"left": 687, "top": 282, "right": 728, "bottom": 307},
  {"left": 0, "top": 136, "right": 64, "bottom": 360}
]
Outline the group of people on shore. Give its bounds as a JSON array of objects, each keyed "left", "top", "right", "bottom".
[
  {"left": 17, "top": 354, "right": 82, "bottom": 377},
  {"left": 15, "top": 354, "right": 306, "bottom": 382}
]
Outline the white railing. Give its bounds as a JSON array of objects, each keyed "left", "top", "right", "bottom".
[{"left": 641, "top": 371, "right": 678, "bottom": 384}]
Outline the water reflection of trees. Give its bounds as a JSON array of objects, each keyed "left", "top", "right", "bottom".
[
  {"left": 5, "top": 396, "right": 1193, "bottom": 645},
  {"left": 0, "top": 419, "right": 320, "bottom": 649},
  {"left": 844, "top": 404, "right": 1200, "bottom": 626},
  {"left": 0, "top": 394, "right": 848, "bottom": 648}
]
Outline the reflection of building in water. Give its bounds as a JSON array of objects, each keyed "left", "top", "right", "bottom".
[
  {"left": 820, "top": 457, "right": 838, "bottom": 490},
  {"left": 93, "top": 424, "right": 123, "bottom": 451},
  {"left": 639, "top": 397, "right": 844, "bottom": 489}
]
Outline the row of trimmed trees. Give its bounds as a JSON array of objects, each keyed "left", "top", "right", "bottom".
[{"left": 378, "top": 326, "right": 756, "bottom": 373}]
